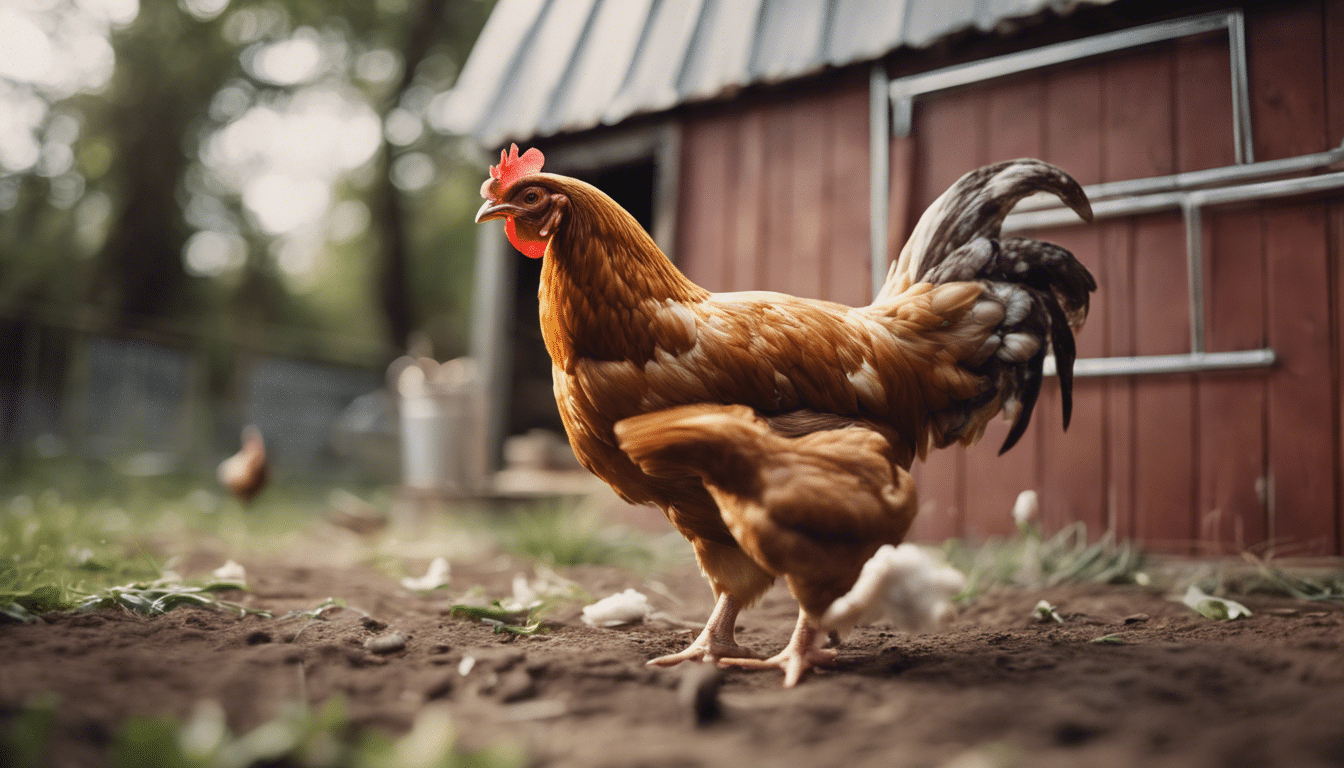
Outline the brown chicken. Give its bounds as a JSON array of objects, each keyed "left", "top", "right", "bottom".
[
  {"left": 616, "top": 403, "right": 919, "bottom": 686},
  {"left": 475, "top": 145, "right": 1094, "bottom": 676},
  {"left": 217, "top": 425, "right": 267, "bottom": 504}
]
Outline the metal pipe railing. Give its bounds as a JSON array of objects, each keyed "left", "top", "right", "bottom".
[
  {"left": 888, "top": 10, "right": 1252, "bottom": 164},
  {"left": 873, "top": 10, "right": 1288, "bottom": 378},
  {"left": 1011, "top": 144, "right": 1344, "bottom": 215},
  {"left": 1045, "top": 349, "right": 1277, "bottom": 379}
]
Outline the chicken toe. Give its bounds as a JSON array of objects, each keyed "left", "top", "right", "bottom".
[
  {"left": 717, "top": 612, "right": 834, "bottom": 688},
  {"left": 647, "top": 593, "right": 757, "bottom": 667}
]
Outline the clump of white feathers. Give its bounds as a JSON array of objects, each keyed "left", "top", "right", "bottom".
[
  {"left": 821, "top": 544, "right": 966, "bottom": 637},
  {"left": 581, "top": 588, "right": 653, "bottom": 627}
]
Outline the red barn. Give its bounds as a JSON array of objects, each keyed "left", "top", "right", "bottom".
[{"left": 444, "top": 0, "right": 1344, "bottom": 555}]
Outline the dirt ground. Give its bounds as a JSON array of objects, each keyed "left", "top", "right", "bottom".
[{"left": 4, "top": 535, "right": 1344, "bottom": 768}]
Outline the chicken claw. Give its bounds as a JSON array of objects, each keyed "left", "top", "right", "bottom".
[
  {"left": 717, "top": 612, "right": 833, "bottom": 688},
  {"left": 647, "top": 593, "right": 757, "bottom": 667},
  {"left": 646, "top": 636, "right": 759, "bottom": 667}
]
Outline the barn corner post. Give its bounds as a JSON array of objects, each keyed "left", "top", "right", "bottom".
[
  {"left": 869, "top": 62, "right": 890, "bottom": 301},
  {"left": 469, "top": 217, "right": 511, "bottom": 481}
]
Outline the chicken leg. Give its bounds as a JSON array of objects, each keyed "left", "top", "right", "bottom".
[
  {"left": 717, "top": 610, "right": 835, "bottom": 688},
  {"left": 646, "top": 593, "right": 758, "bottom": 666}
]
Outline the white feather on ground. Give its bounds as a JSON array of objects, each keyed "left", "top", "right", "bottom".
[
  {"left": 401, "top": 557, "right": 451, "bottom": 591},
  {"left": 581, "top": 589, "right": 652, "bottom": 627},
  {"left": 821, "top": 544, "right": 966, "bottom": 637},
  {"left": 211, "top": 560, "right": 247, "bottom": 583}
]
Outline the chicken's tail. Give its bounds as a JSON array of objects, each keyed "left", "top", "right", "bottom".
[
  {"left": 878, "top": 159, "right": 1096, "bottom": 455},
  {"left": 614, "top": 404, "right": 771, "bottom": 495},
  {"left": 878, "top": 159, "right": 1092, "bottom": 300}
]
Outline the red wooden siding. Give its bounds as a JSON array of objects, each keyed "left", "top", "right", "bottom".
[
  {"left": 672, "top": 1, "right": 1344, "bottom": 554},
  {"left": 675, "top": 86, "right": 870, "bottom": 299},
  {"left": 1199, "top": 210, "right": 1268, "bottom": 551},
  {"left": 1037, "top": 63, "right": 1107, "bottom": 538}
]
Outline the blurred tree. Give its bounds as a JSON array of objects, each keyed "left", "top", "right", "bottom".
[
  {"left": 86, "top": 1, "right": 238, "bottom": 324},
  {"left": 0, "top": 0, "right": 495, "bottom": 365}
]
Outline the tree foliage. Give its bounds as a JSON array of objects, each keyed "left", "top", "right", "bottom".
[{"left": 0, "top": 0, "right": 495, "bottom": 366}]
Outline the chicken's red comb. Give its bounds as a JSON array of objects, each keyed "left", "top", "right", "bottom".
[{"left": 485, "top": 144, "right": 545, "bottom": 201}]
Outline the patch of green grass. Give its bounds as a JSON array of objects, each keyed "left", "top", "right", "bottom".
[
  {"left": 0, "top": 490, "right": 163, "bottom": 618},
  {"left": 74, "top": 578, "right": 269, "bottom": 618},
  {"left": 1239, "top": 566, "right": 1344, "bottom": 601},
  {"left": 944, "top": 522, "right": 1148, "bottom": 598},
  {"left": 1177, "top": 553, "right": 1344, "bottom": 603},
  {"left": 0, "top": 455, "right": 381, "bottom": 620},
  {"left": 500, "top": 499, "right": 657, "bottom": 568},
  {"left": 448, "top": 601, "right": 549, "bottom": 636},
  {"left": 942, "top": 521, "right": 1344, "bottom": 607}
]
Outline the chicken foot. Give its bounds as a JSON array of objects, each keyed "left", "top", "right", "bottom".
[
  {"left": 717, "top": 610, "right": 836, "bottom": 688},
  {"left": 646, "top": 593, "right": 758, "bottom": 667}
]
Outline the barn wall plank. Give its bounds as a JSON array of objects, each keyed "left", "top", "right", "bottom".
[
  {"left": 911, "top": 89, "right": 987, "bottom": 211},
  {"left": 1174, "top": 36, "right": 1236, "bottom": 173},
  {"left": 907, "top": 447, "right": 967, "bottom": 543},
  {"left": 1328, "top": 0, "right": 1344, "bottom": 145},
  {"left": 1101, "top": 45, "right": 1175, "bottom": 182},
  {"left": 984, "top": 72, "right": 1046, "bottom": 163},
  {"left": 1325, "top": 0, "right": 1344, "bottom": 556},
  {"left": 1332, "top": 201, "right": 1344, "bottom": 555},
  {"left": 1197, "top": 211, "right": 1269, "bottom": 553},
  {"left": 904, "top": 87, "right": 986, "bottom": 543},
  {"left": 961, "top": 70, "right": 1048, "bottom": 540},
  {"left": 761, "top": 102, "right": 800, "bottom": 294},
  {"left": 1247, "top": 2, "right": 1329, "bottom": 161},
  {"left": 1102, "top": 46, "right": 1181, "bottom": 545},
  {"left": 1265, "top": 203, "right": 1336, "bottom": 555},
  {"left": 1037, "top": 62, "right": 1106, "bottom": 538},
  {"left": 1031, "top": 60, "right": 1108, "bottom": 539},
  {"left": 827, "top": 85, "right": 872, "bottom": 308},
  {"left": 1130, "top": 214, "right": 1198, "bottom": 552},
  {"left": 731, "top": 110, "right": 766, "bottom": 292},
  {"left": 1100, "top": 221, "right": 1136, "bottom": 540},
  {"left": 675, "top": 115, "right": 735, "bottom": 290},
  {"left": 887, "top": 134, "right": 917, "bottom": 281},
  {"left": 787, "top": 98, "right": 829, "bottom": 300},
  {"left": 1174, "top": 22, "right": 1266, "bottom": 553},
  {"left": 1035, "top": 227, "right": 1108, "bottom": 538},
  {"left": 1041, "top": 62, "right": 1103, "bottom": 186}
]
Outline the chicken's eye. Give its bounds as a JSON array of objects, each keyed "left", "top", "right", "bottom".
[{"left": 522, "top": 189, "right": 542, "bottom": 205}]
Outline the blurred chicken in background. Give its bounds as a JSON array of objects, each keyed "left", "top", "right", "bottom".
[{"left": 218, "top": 425, "right": 267, "bottom": 504}]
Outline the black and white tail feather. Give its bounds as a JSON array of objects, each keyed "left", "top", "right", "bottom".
[{"left": 885, "top": 159, "right": 1097, "bottom": 455}]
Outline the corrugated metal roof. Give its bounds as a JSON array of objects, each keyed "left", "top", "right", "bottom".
[{"left": 434, "top": 0, "right": 1118, "bottom": 146}]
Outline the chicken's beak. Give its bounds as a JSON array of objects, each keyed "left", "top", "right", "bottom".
[{"left": 475, "top": 200, "right": 520, "bottom": 224}]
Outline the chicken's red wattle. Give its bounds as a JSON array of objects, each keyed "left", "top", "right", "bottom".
[{"left": 506, "top": 218, "right": 547, "bottom": 259}]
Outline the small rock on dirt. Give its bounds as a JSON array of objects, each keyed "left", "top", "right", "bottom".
[
  {"left": 365, "top": 632, "right": 407, "bottom": 654},
  {"left": 678, "top": 664, "right": 724, "bottom": 726}
]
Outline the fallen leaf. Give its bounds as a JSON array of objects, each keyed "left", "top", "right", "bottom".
[{"left": 1179, "top": 586, "right": 1251, "bottom": 620}]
